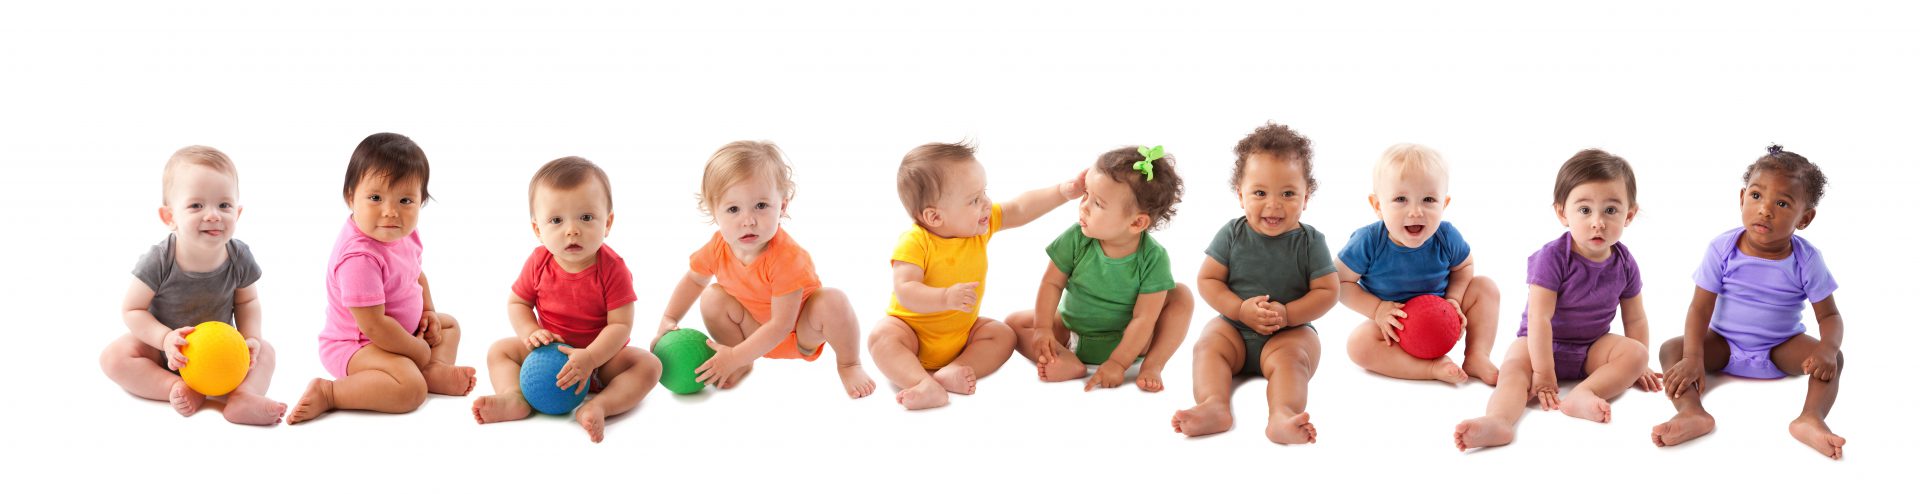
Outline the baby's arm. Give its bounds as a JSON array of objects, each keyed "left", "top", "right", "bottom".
[
  {"left": 697, "top": 290, "right": 802, "bottom": 385},
  {"left": 654, "top": 270, "right": 714, "bottom": 344},
  {"left": 892, "top": 261, "right": 973, "bottom": 314},
  {"left": 999, "top": 169, "right": 1087, "bottom": 231},
  {"left": 1618, "top": 294, "right": 1661, "bottom": 390},
  {"left": 1030, "top": 263, "right": 1070, "bottom": 363},
  {"left": 1666, "top": 287, "right": 1719, "bottom": 399},
  {"left": 121, "top": 278, "right": 188, "bottom": 368},
  {"left": 1525, "top": 285, "right": 1560, "bottom": 408},
  {"left": 1335, "top": 260, "right": 1404, "bottom": 340},
  {"left": 1444, "top": 255, "right": 1475, "bottom": 324},
  {"left": 350, "top": 305, "right": 431, "bottom": 367},
  {"left": 506, "top": 293, "right": 554, "bottom": 347},
  {"left": 1283, "top": 273, "right": 1340, "bottom": 327},
  {"left": 234, "top": 284, "right": 264, "bottom": 365},
  {"left": 559, "top": 303, "right": 634, "bottom": 393},
  {"left": 1196, "top": 257, "right": 1280, "bottom": 332},
  {"left": 1805, "top": 295, "right": 1844, "bottom": 380},
  {"left": 417, "top": 273, "right": 442, "bottom": 337}
]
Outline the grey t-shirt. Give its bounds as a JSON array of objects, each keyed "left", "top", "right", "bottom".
[
  {"left": 131, "top": 234, "right": 262, "bottom": 329},
  {"left": 1204, "top": 219, "right": 1336, "bottom": 333}
]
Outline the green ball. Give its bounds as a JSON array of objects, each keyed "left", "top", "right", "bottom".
[{"left": 656, "top": 328, "right": 716, "bottom": 394}]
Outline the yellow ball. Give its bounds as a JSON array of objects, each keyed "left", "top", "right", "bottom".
[{"left": 180, "top": 321, "right": 250, "bottom": 396}]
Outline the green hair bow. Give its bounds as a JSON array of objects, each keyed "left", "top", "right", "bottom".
[{"left": 1134, "top": 145, "right": 1164, "bottom": 182}]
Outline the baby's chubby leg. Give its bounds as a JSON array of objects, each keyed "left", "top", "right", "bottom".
[
  {"left": 1560, "top": 334, "right": 1649, "bottom": 424},
  {"left": 795, "top": 287, "right": 875, "bottom": 399},
  {"left": 472, "top": 337, "right": 534, "bottom": 424},
  {"left": 1651, "top": 333, "right": 1728, "bottom": 447},
  {"left": 1346, "top": 321, "right": 1467, "bottom": 384},
  {"left": 575, "top": 347, "right": 661, "bottom": 443},
  {"left": 99, "top": 333, "right": 203, "bottom": 416},
  {"left": 1772, "top": 334, "right": 1845, "bottom": 460},
  {"left": 1173, "top": 319, "right": 1242, "bottom": 437},
  {"left": 868, "top": 316, "right": 946, "bottom": 410},
  {"left": 221, "top": 339, "right": 287, "bottom": 425},
  {"left": 944, "top": 317, "right": 1016, "bottom": 392},
  {"left": 1261, "top": 328, "right": 1319, "bottom": 445},
  {"left": 1455, "top": 339, "right": 1532, "bottom": 451},
  {"left": 700, "top": 285, "right": 759, "bottom": 388},
  {"left": 1006, "top": 309, "right": 1085, "bottom": 383},
  {"left": 1137, "top": 283, "right": 1195, "bottom": 392},
  {"left": 421, "top": 313, "right": 476, "bottom": 396},
  {"left": 1458, "top": 275, "right": 1502, "bottom": 385},
  {"left": 288, "top": 346, "right": 429, "bottom": 425}
]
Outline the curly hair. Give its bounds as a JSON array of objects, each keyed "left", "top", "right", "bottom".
[
  {"left": 1744, "top": 144, "right": 1828, "bottom": 208},
  {"left": 1094, "top": 146, "right": 1183, "bottom": 230},
  {"left": 1231, "top": 122, "right": 1316, "bottom": 194}
]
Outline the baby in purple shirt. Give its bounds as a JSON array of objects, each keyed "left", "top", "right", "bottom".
[
  {"left": 1652, "top": 146, "right": 1846, "bottom": 460},
  {"left": 1455, "top": 150, "right": 1663, "bottom": 451}
]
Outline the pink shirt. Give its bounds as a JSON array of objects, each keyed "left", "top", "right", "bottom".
[{"left": 321, "top": 217, "right": 424, "bottom": 346}]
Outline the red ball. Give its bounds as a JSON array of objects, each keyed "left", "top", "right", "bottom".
[{"left": 1397, "top": 295, "right": 1461, "bottom": 359}]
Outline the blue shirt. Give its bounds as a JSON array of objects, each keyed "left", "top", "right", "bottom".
[{"left": 1337, "top": 220, "right": 1471, "bottom": 303}]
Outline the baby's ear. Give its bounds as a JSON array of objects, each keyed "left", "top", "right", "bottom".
[
  {"left": 919, "top": 207, "right": 943, "bottom": 228},
  {"left": 1798, "top": 207, "right": 1816, "bottom": 230},
  {"left": 1129, "top": 212, "right": 1152, "bottom": 233},
  {"left": 158, "top": 205, "right": 173, "bottom": 228},
  {"left": 1443, "top": 196, "right": 1453, "bottom": 208},
  {"left": 1367, "top": 194, "right": 1381, "bottom": 216}
]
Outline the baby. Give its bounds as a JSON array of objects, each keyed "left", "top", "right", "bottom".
[
  {"left": 869, "top": 141, "right": 1085, "bottom": 410},
  {"left": 289, "top": 132, "right": 477, "bottom": 424},
  {"left": 1454, "top": 149, "right": 1662, "bottom": 451},
  {"left": 653, "top": 141, "right": 875, "bottom": 398},
  {"left": 1172, "top": 123, "right": 1339, "bottom": 444},
  {"left": 1652, "top": 145, "right": 1847, "bottom": 460},
  {"left": 1337, "top": 144, "right": 1500, "bottom": 386},
  {"left": 1008, "top": 145, "right": 1193, "bottom": 392},
  {"left": 100, "top": 145, "right": 286, "bottom": 425},
  {"left": 472, "top": 156, "right": 662, "bottom": 442}
]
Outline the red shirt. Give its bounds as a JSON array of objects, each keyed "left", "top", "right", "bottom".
[{"left": 511, "top": 244, "right": 637, "bottom": 348}]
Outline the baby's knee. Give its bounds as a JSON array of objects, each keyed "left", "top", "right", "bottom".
[
  {"left": 1167, "top": 283, "right": 1195, "bottom": 308},
  {"left": 867, "top": 320, "right": 911, "bottom": 349},
  {"left": 698, "top": 284, "right": 734, "bottom": 316},
  {"left": 252, "top": 339, "right": 277, "bottom": 362},
  {"left": 1658, "top": 337, "right": 1685, "bottom": 365},
  {"left": 1469, "top": 276, "right": 1501, "bottom": 300},
  {"left": 1616, "top": 339, "right": 1650, "bottom": 367},
  {"left": 488, "top": 337, "right": 524, "bottom": 358},
  {"left": 395, "top": 369, "right": 430, "bottom": 408}
]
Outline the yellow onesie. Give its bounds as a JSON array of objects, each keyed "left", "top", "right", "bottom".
[{"left": 888, "top": 204, "right": 1003, "bottom": 370}]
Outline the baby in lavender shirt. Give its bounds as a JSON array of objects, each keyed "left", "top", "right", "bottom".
[{"left": 1652, "top": 145, "right": 1846, "bottom": 460}]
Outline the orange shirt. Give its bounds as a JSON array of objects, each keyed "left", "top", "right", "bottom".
[{"left": 689, "top": 228, "right": 822, "bottom": 324}]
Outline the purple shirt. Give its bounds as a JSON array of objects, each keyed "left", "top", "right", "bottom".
[
  {"left": 1694, "top": 228, "right": 1837, "bottom": 351},
  {"left": 1518, "top": 233, "right": 1642, "bottom": 345}
]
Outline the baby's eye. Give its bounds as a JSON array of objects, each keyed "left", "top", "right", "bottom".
[
  {"left": 969, "top": 197, "right": 979, "bottom": 206},
  {"left": 726, "top": 206, "right": 740, "bottom": 214},
  {"left": 1252, "top": 190, "right": 1267, "bottom": 197},
  {"left": 755, "top": 202, "right": 770, "bottom": 210},
  {"left": 399, "top": 197, "right": 415, "bottom": 205},
  {"left": 1775, "top": 200, "right": 1790, "bottom": 208},
  {"left": 579, "top": 214, "right": 594, "bottom": 222},
  {"left": 1750, "top": 192, "right": 1761, "bottom": 200},
  {"left": 548, "top": 217, "right": 563, "bottom": 225},
  {"left": 1281, "top": 191, "right": 1296, "bottom": 198},
  {"left": 218, "top": 202, "right": 233, "bottom": 210},
  {"left": 367, "top": 194, "right": 381, "bottom": 202},
  {"left": 1603, "top": 206, "right": 1619, "bottom": 215},
  {"left": 187, "top": 202, "right": 203, "bottom": 209},
  {"left": 1578, "top": 206, "right": 1592, "bottom": 215},
  {"left": 1392, "top": 196, "right": 1407, "bottom": 203},
  {"left": 1422, "top": 196, "right": 1439, "bottom": 204}
]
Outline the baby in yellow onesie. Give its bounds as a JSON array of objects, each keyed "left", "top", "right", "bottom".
[{"left": 868, "top": 141, "right": 1085, "bottom": 410}]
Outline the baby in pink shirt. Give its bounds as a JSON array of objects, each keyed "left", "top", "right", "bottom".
[{"left": 289, "top": 133, "right": 477, "bottom": 425}]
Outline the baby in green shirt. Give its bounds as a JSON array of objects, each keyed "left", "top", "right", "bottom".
[{"left": 1007, "top": 146, "right": 1193, "bottom": 392}]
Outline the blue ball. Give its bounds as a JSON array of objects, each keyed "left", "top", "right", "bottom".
[{"left": 520, "top": 343, "right": 586, "bottom": 415}]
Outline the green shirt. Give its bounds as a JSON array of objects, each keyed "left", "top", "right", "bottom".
[
  {"left": 1046, "top": 224, "right": 1176, "bottom": 351},
  {"left": 1204, "top": 219, "right": 1335, "bottom": 333}
]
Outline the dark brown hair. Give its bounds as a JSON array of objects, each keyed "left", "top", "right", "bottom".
[
  {"left": 342, "top": 132, "right": 430, "bottom": 204},
  {"left": 1744, "top": 145, "right": 1828, "bottom": 208},
  {"left": 1232, "top": 122, "right": 1316, "bottom": 194},
  {"left": 529, "top": 156, "right": 613, "bottom": 214},
  {"left": 1094, "top": 146, "right": 1183, "bottom": 230},
  {"left": 897, "top": 141, "right": 976, "bottom": 222},
  {"left": 1553, "top": 149, "right": 1637, "bottom": 206}
]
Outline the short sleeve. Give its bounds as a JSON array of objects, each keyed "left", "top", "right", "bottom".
[
  {"left": 891, "top": 228, "right": 931, "bottom": 269},
  {"left": 131, "top": 238, "right": 170, "bottom": 291},
  {"left": 229, "top": 240, "right": 262, "bottom": 289},
  {"left": 1304, "top": 227, "right": 1336, "bottom": 280},
  {"left": 688, "top": 233, "right": 724, "bottom": 276},
  {"left": 1337, "top": 224, "right": 1378, "bottom": 275},
  {"left": 335, "top": 253, "right": 387, "bottom": 308},
  {"left": 987, "top": 203, "right": 1005, "bottom": 235},
  {"left": 1619, "top": 245, "right": 1644, "bottom": 300},
  {"left": 1525, "top": 243, "right": 1566, "bottom": 293},
  {"left": 1798, "top": 240, "right": 1838, "bottom": 304},
  {"left": 768, "top": 246, "right": 822, "bottom": 297},
  {"left": 1045, "top": 224, "right": 1084, "bottom": 276},
  {"left": 1204, "top": 220, "right": 1237, "bottom": 267},
  {"left": 600, "top": 253, "right": 639, "bottom": 311},
  {"left": 1692, "top": 237, "right": 1730, "bottom": 294},
  {"left": 1438, "top": 222, "right": 1472, "bottom": 267},
  {"left": 1139, "top": 241, "right": 1176, "bottom": 294},
  {"left": 511, "top": 247, "right": 545, "bottom": 304}
]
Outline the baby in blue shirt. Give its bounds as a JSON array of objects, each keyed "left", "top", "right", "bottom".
[{"left": 1336, "top": 144, "right": 1500, "bottom": 385}]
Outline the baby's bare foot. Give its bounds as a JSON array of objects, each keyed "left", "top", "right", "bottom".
[
  {"left": 286, "top": 378, "right": 335, "bottom": 425},
  {"left": 1558, "top": 388, "right": 1612, "bottom": 423},
  {"left": 1463, "top": 356, "right": 1499, "bottom": 386},
  {"left": 719, "top": 364, "right": 754, "bottom": 389},
  {"left": 1135, "top": 365, "right": 1165, "bottom": 393},
  {"left": 1651, "top": 411, "right": 1715, "bottom": 447},
  {"left": 1037, "top": 356, "right": 1085, "bottom": 383},
  {"left": 221, "top": 390, "right": 286, "bottom": 426},
  {"left": 1266, "top": 411, "right": 1317, "bottom": 445},
  {"left": 576, "top": 402, "right": 607, "bottom": 443},
  {"left": 896, "top": 379, "right": 949, "bottom": 410},
  {"left": 424, "top": 363, "right": 476, "bottom": 396},
  {"left": 1788, "top": 415, "right": 1846, "bottom": 460},
  {"left": 472, "top": 393, "right": 532, "bottom": 424},
  {"left": 1171, "top": 399, "right": 1232, "bottom": 437},
  {"left": 838, "top": 363, "right": 876, "bottom": 399},
  {"left": 169, "top": 380, "right": 205, "bottom": 417},
  {"left": 1430, "top": 359, "right": 1469, "bottom": 385},
  {"left": 933, "top": 365, "right": 976, "bottom": 395},
  {"left": 1454, "top": 416, "right": 1514, "bottom": 451}
]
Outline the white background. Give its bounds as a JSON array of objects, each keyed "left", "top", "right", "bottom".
[{"left": 3, "top": 0, "right": 1912, "bottom": 490}]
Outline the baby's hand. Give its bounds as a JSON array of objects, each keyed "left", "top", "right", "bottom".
[
  {"left": 164, "top": 326, "right": 195, "bottom": 371},
  {"left": 944, "top": 282, "right": 980, "bottom": 313},
  {"left": 1445, "top": 297, "right": 1468, "bottom": 330},
  {"left": 1664, "top": 357, "right": 1705, "bottom": 400},
  {"left": 245, "top": 338, "right": 261, "bottom": 370},
  {"left": 1085, "top": 361, "right": 1126, "bottom": 391},
  {"left": 1803, "top": 344, "right": 1841, "bottom": 381},
  {"left": 553, "top": 345, "right": 594, "bottom": 395},
  {"left": 1531, "top": 369, "right": 1559, "bottom": 410},
  {"left": 419, "top": 310, "right": 442, "bottom": 346},
  {"left": 1371, "top": 301, "right": 1407, "bottom": 344},
  {"left": 1034, "top": 328, "right": 1060, "bottom": 366},
  {"left": 523, "top": 329, "right": 559, "bottom": 350},
  {"left": 1636, "top": 368, "right": 1664, "bottom": 392},
  {"left": 1238, "top": 296, "right": 1282, "bottom": 334},
  {"left": 1059, "top": 168, "right": 1089, "bottom": 200},
  {"left": 694, "top": 340, "right": 745, "bottom": 387}
]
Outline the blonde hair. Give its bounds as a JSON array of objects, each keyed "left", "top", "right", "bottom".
[
  {"left": 1372, "top": 143, "right": 1450, "bottom": 190},
  {"left": 161, "top": 145, "right": 239, "bottom": 205},
  {"left": 896, "top": 141, "right": 976, "bottom": 223},
  {"left": 697, "top": 140, "right": 796, "bottom": 221}
]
